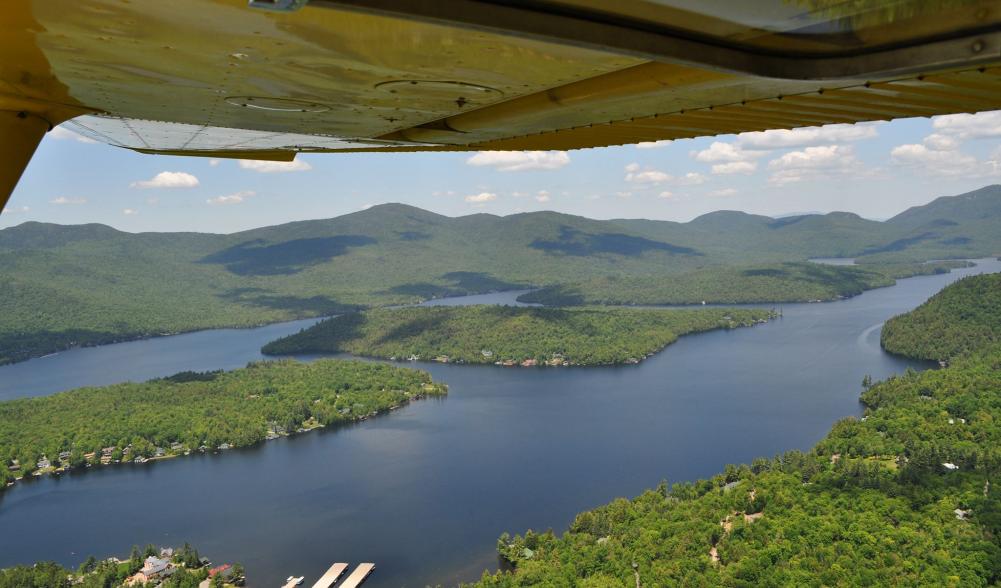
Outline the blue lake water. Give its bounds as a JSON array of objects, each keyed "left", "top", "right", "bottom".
[{"left": 0, "top": 260, "right": 998, "bottom": 587}]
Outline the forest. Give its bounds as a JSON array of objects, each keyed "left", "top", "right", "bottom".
[
  {"left": 261, "top": 306, "right": 775, "bottom": 366},
  {"left": 0, "top": 359, "right": 445, "bottom": 487},
  {"left": 517, "top": 261, "right": 969, "bottom": 306},
  {"left": 466, "top": 275, "right": 1001, "bottom": 587},
  {"left": 881, "top": 272, "right": 1001, "bottom": 362}
]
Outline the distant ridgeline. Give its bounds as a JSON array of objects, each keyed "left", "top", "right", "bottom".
[
  {"left": 261, "top": 306, "right": 776, "bottom": 366},
  {"left": 1, "top": 184, "right": 1000, "bottom": 364},
  {"left": 882, "top": 272, "right": 1001, "bottom": 362},
  {"left": 0, "top": 360, "right": 445, "bottom": 488},
  {"left": 518, "top": 260, "right": 969, "bottom": 306},
  {"left": 466, "top": 280, "right": 1001, "bottom": 586}
]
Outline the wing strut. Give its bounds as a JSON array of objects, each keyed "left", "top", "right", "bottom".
[{"left": 0, "top": 111, "right": 49, "bottom": 210}]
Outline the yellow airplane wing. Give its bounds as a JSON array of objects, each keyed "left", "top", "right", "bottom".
[{"left": 2, "top": 0, "right": 1001, "bottom": 206}]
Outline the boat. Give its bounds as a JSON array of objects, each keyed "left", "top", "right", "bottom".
[{"left": 283, "top": 576, "right": 304, "bottom": 587}]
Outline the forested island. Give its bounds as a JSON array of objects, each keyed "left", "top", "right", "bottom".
[
  {"left": 261, "top": 306, "right": 776, "bottom": 366},
  {"left": 517, "top": 261, "right": 970, "bottom": 306},
  {"left": 881, "top": 273, "right": 1001, "bottom": 362},
  {"left": 0, "top": 543, "right": 242, "bottom": 588},
  {"left": 0, "top": 360, "right": 445, "bottom": 489},
  {"left": 467, "top": 276, "right": 1001, "bottom": 587}
]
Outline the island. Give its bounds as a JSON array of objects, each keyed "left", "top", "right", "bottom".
[
  {"left": 0, "top": 543, "right": 243, "bottom": 588},
  {"left": 0, "top": 359, "right": 446, "bottom": 490},
  {"left": 261, "top": 306, "right": 777, "bottom": 366},
  {"left": 468, "top": 275, "right": 1001, "bottom": 587}
]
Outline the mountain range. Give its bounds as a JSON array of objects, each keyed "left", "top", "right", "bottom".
[{"left": 1, "top": 184, "right": 999, "bottom": 364}]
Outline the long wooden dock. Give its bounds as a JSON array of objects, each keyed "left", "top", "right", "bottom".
[
  {"left": 310, "top": 563, "right": 348, "bottom": 588},
  {"left": 338, "top": 563, "right": 375, "bottom": 588}
]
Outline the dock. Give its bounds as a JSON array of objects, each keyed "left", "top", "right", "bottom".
[
  {"left": 338, "top": 563, "right": 375, "bottom": 588},
  {"left": 310, "top": 563, "right": 348, "bottom": 588}
]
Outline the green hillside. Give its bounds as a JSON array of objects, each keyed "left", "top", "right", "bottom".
[
  {"left": 261, "top": 306, "right": 775, "bottom": 366},
  {"left": 2, "top": 185, "right": 1000, "bottom": 364},
  {"left": 881, "top": 273, "right": 1001, "bottom": 361},
  {"left": 466, "top": 286, "right": 1001, "bottom": 587},
  {"left": 518, "top": 261, "right": 967, "bottom": 306}
]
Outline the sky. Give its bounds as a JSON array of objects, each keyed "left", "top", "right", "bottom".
[{"left": 3, "top": 110, "right": 1001, "bottom": 234}]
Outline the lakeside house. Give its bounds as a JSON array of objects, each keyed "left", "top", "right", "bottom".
[{"left": 127, "top": 556, "right": 173, "bottom": 585}]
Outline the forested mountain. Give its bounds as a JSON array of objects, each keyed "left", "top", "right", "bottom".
[
  {"left": 882, "top": 273, "right": 1001, "bottom": 361},
  {"left": 466, "top": 277, "right": 1001, "bottom": 587},
  {"left": 1, "top": 186, "right": 999, "bottom": 364}
]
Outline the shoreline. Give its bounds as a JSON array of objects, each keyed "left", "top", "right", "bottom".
[{"left": 1, "top": 386, "right": 443, "bottom": 495}]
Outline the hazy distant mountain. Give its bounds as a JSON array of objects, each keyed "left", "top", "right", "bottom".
[{"left": 1, "top": 185, "right": 999, "bottom": 363}]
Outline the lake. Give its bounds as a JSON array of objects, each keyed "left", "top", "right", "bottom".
[{"left": 0, "top": 260, "right": 998, "bottom": 587}]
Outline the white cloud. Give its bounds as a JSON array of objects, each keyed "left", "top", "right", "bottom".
[
  {"left": 625, "top": 163, "right": 671, "bottom": 184},
  {"left": 636, "top": 140, "right": 672, "bottom": 149},
  {"left": 535, "top": 190, "right": 551, "bottom": 203},
  {"left": 466, "top": 151, "right": 570, "bottom": 172},
  {"left": 615, "top": 191, "right": 633, "bottom": 199},
  {"left": 711, "top": 161, "right": 757, "bottom": 175},
  {"left": 208, "top": 159, "right": 220, "bottom": 167},
  {"left": 737, "top": 123, "right": 879, "bottom": 150},
  {"left": 1, "top": 205, "right": 29, "bottom": 215},
  {"left": 49, "top": 125, "right": 97, "bottom": 144},
  {"left": 676, "top": 172, "right": 707, "bottom": 185},
  {"left": 890, "top": 142, "right": 979, "bottom": 176},
  {"left": 130, "top": 171, "right": 200, "bottom": 189},
  {"left": 692, "top": 142, "right": 763, "bottom": 174},
  {"left": 708, "top": 188, "right": 738, "bottom": 197},
  {"left": 767, "top": 145, "right": 862, "bottom": 186},
  {"left": 360, "top": 203, "right": 374, "bottom": 210},
  {"left": 658, "top": 191, "right": 674, "bottom": 199},
  {"left": 238, "top": 158, "right": 312, "bottom": 173},
  {"left": 50, "top": 196, "right": 87, "bottom": 205},
  {"left": 146, "top": 197, "right": 160, "bottom": 206},
  {"left": 122, "top": 208, "right": 138, "bottom": 215},
  {"left": 930, "top": 110, "right": 1001, "bottom": 140},
  {"left": 693, "top": 142, "right": 751, "bottom": 163},
  {"left": 465, "top": 192, "right": 497, "bottom": 203},
  {"left": 207, "top": 190, "right": 255, "bottom": 205},
  {"left": 888, "top": 111, "right": 1001, "bottom": 177}
]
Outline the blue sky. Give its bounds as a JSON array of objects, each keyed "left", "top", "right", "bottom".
[{"left": 3, "top": 111, "right": 1001, "bottom": 233}]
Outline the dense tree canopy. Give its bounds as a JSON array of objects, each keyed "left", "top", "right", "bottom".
[
  {"left": 881, "top": 272, "right": 1001, "bottom": 362},
  {"left": 466, "top": 282, "right": 1001, "bottom": 587},
  {"left": 518, "top": 261, "right": 969, "bottom": 306},
  {"left": 262, "top": 306, "right": 775, "bottom": 366},
  {"left": 0, "top": 360, "right": 444, "bottom": 484}
]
